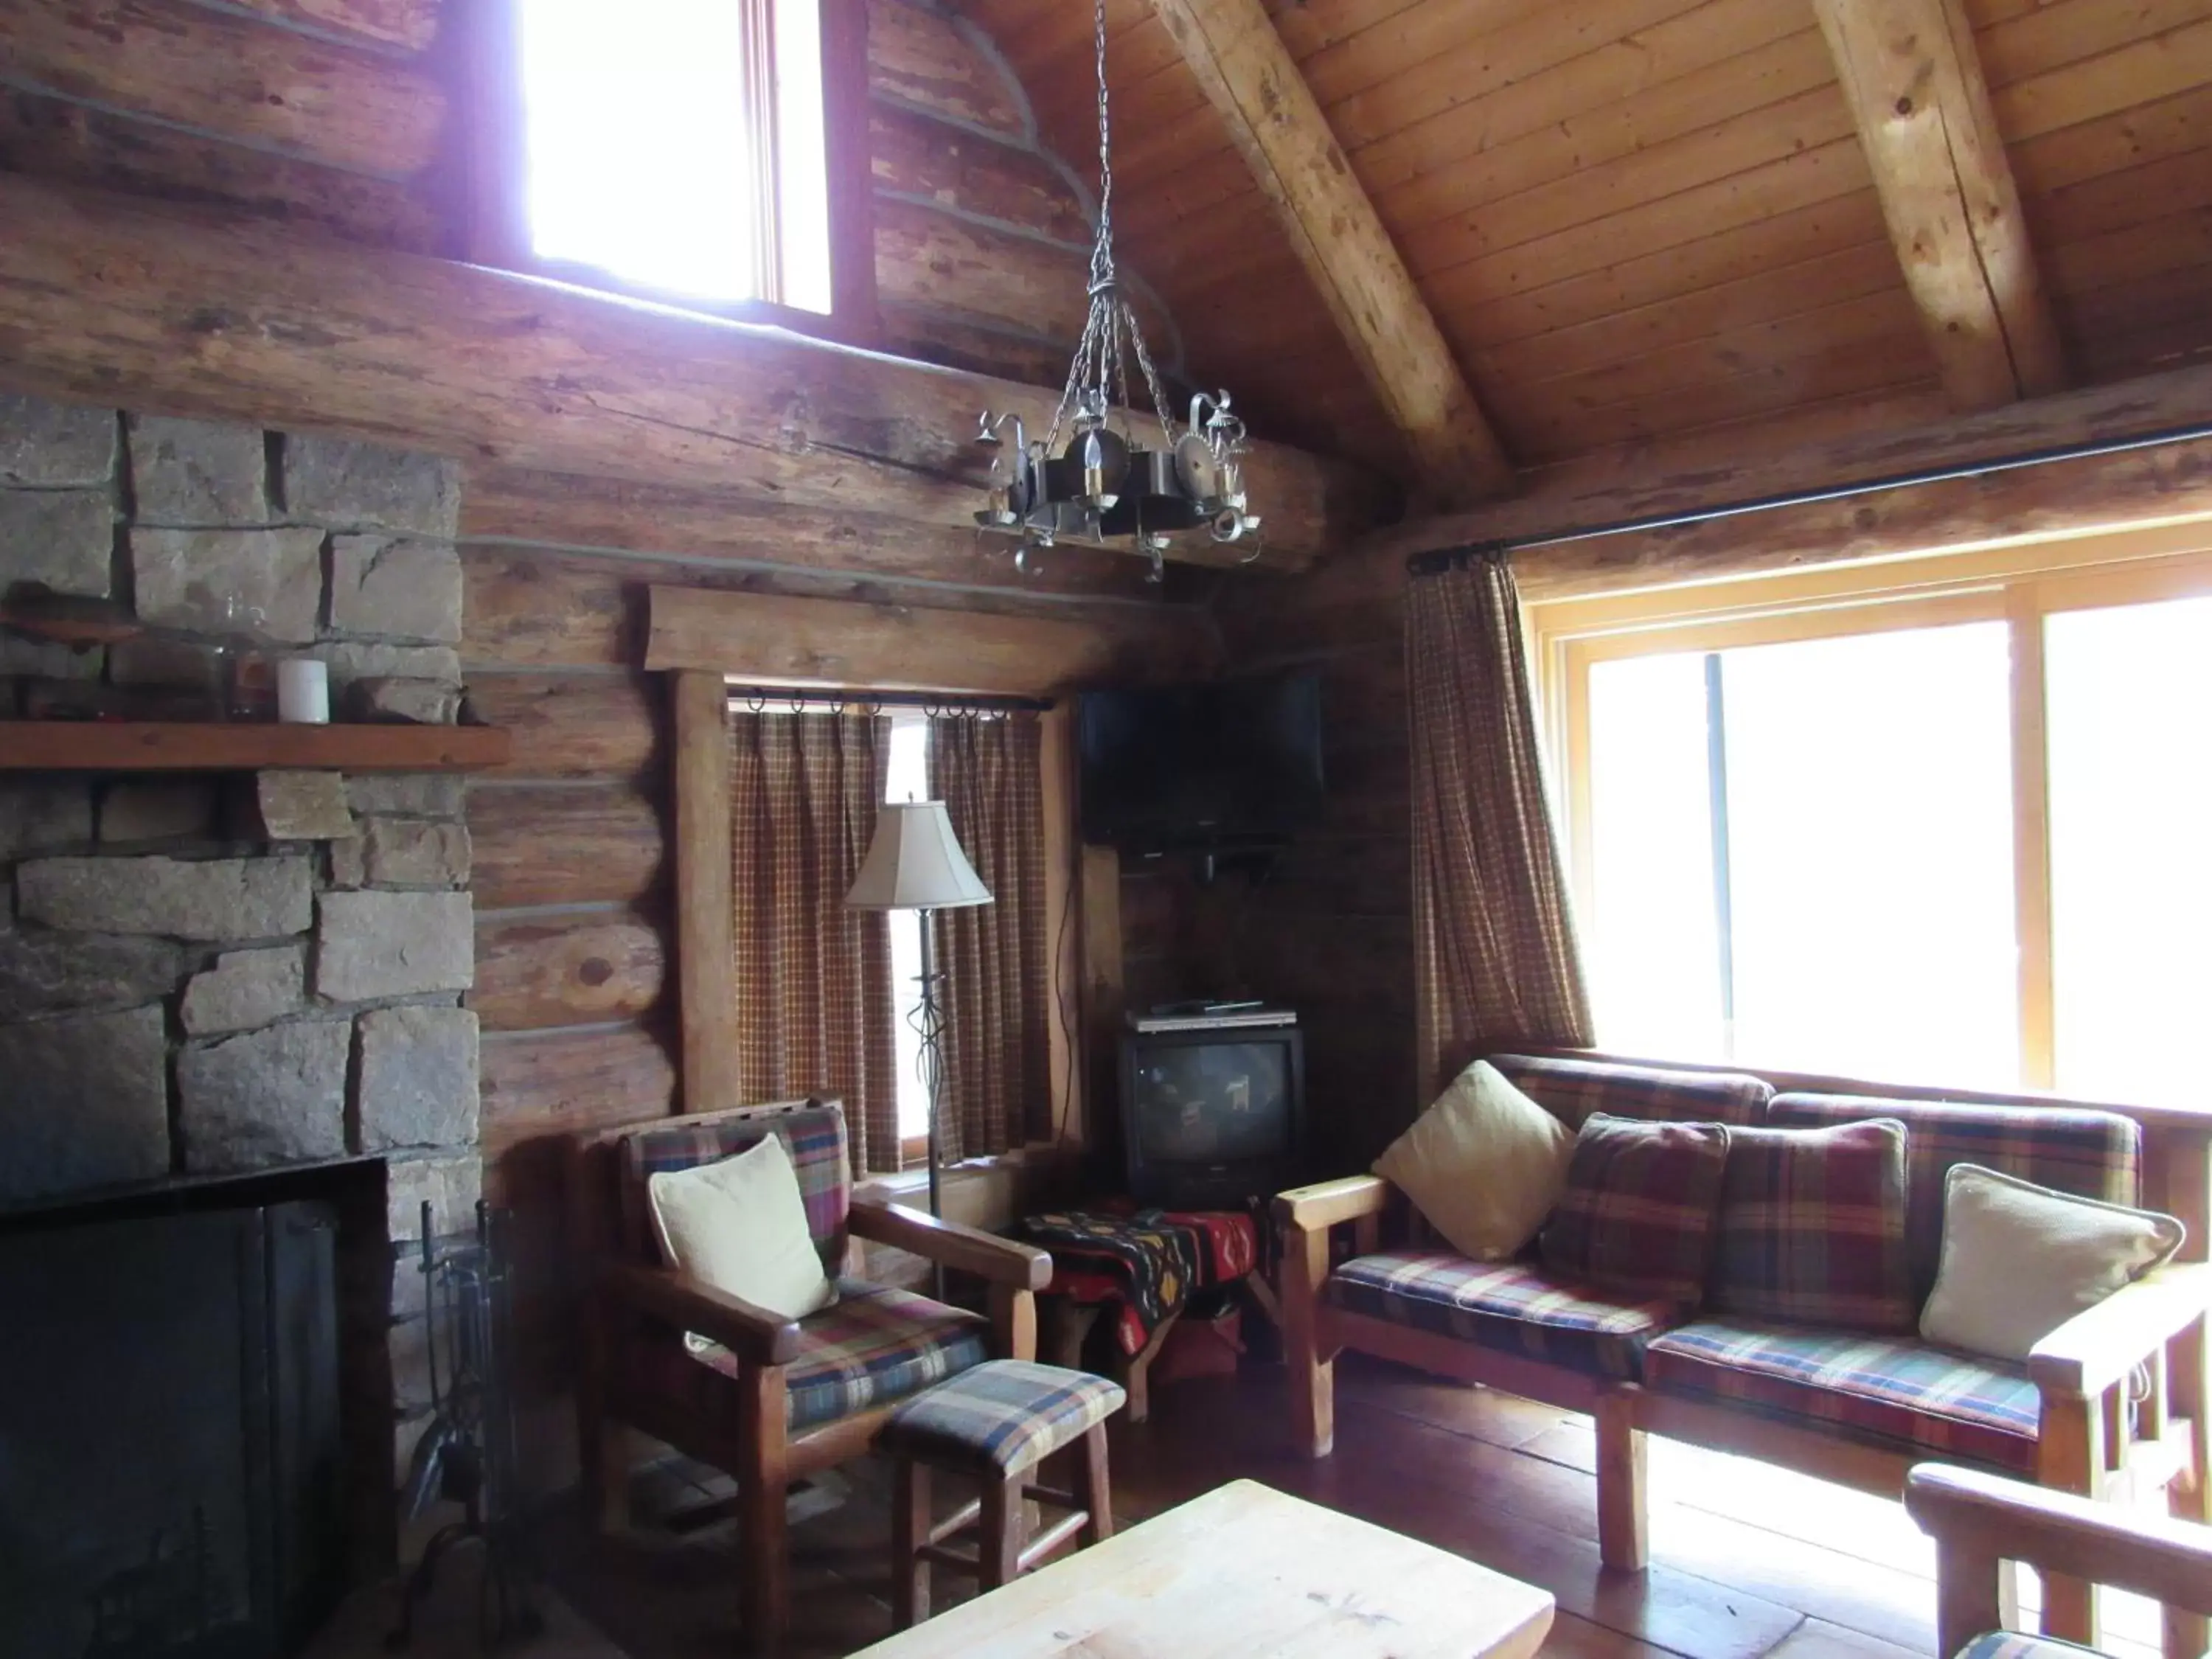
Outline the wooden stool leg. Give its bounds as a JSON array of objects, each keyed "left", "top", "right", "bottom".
[
  {"left": 978, "top": 1470, "right": 1024, "bottom": 1591},
  {"left": 1076, "top": 1423, "right": 1114, "bottom": 1545},
  {"left": 892, "top": 1461, "right": 930, "bottom": 1630}
]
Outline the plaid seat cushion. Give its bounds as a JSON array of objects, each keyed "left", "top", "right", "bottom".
[
  {"left": 1540, "top": 1113, "right": 1733, "bottom": 1306},
  {"left": 880, "top": 1359, "right": 1126, "bottom": 1475},
  {"left": 1643, "top": 1318, "right": 2039, "bottom": 1474},
  {"left": 622, "top": 1102, "right": 851, "bottom": 1272},
  {"left": 1709, "top": 1119, "right": 1916, "bottom": 1333},
  {"left": 1324, "top": 1250, "right": 1684, "bottom": 1379},
  {"left": 1770, "top": 1093, "right": 2140, "bottom": 1297},
  {"left": 675, "top": 1278, "right": 990, "bottom": 1432},
  {"left": 1490, "top": 1054, "right": 1774, "bottom": 1128}
]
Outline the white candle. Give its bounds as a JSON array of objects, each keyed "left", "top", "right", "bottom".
[{"left": 277, "top": 657, "right": 330, "bottom": 724}]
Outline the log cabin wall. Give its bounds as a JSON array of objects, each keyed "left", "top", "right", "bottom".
[
  {"left": 0, "top": 0, "right": 1173, "bottom": 386},
  {"left": 461, "top": 483, "right": 1222, "bottom": 1419}
]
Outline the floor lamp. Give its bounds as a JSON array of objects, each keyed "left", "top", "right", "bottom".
[{"left": 846, "top": 801, "right": 993, "bottom": 1226}]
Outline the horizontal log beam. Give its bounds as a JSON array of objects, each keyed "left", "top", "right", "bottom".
[
  {"left": 1362, "top": 360, "right": 2212, "bottom": 566},
  {"left": 0, "top": 175, "right": 1385, "bottom": 571},
  {"left": 644, "top": 585, "right": 1220, "bottom": 692},
  {"left": 0, "top": 0, "right": 447, "bottom": 176}
]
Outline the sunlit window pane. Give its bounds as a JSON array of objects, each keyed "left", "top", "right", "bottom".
[
  {"left": 517, "top": 0, "right": 834, "bottom": 312},
  {"left": 2047, "top": 597, "right": 2212, "bottom": 1106},
  {"left": 773, "top": 0, "right": 834, "bottom": 314},
  {"left": 1721, "top": 625, "right": 2017, "bottom": 1088},
  {"left": 1585, "top": 625, "right": 2017, "bottom": 1088},
  {"left": 1586, "top": 653, "right": 1725, "bottom": 1061}
]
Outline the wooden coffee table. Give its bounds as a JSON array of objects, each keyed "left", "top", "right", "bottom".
[{"left": 849, "top": 1477, "right": 1556, "bottom": 1658}]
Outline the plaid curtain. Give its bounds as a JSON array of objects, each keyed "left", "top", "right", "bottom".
[
  {"left": 927, "top": 712, "right": 1050, "bottom": 1160},
  {"left": 728, "top": 711, "right": 901, "bottom": 1174},
  {"left": 1408, "top": 553, "right": 1593, "bottom": 1100}
]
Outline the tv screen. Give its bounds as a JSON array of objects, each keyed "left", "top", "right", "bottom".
[
  {"left": 1129, "top": 1040, "right": 1293, "bottom": 1166},
  {"left": 1077, "top": 672, "right": 1324, "bottom": 850},
  {"left": 1119, "top": 1029, "right": 1305, "bottom": 1207}
]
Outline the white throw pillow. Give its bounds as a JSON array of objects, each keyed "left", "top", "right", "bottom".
[
  {"left": 1372, "top": 1060, "right": 1573, "bottom": 1262},
  {"left": 1920, "top": 1163, "right": 2184, "bottom": 1363},
  {"left": 647, "top": 1133, "right": 837, "bottom": 1339}
]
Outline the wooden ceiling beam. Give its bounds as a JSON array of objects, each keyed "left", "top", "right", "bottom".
[
  {"left": 1146, "top": 0, "right": 1517, "bottom": 506},
  {"left": 0, "top": 174, "right": 1389, "bottom": 572},
  {"left": 1813, "top": 0, "right": 2066, "bottom": 409}
]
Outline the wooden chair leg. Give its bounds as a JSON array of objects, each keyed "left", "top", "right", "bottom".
[
  {"left": 1076, "top": 1422, "right": 1114, "bottom": 1545},
  {"left": 2038, "top": 1390, "right": 2104, "bottom": 1647},
  {"left": 1121, "top": 1306, "right": 1180, "bottom": 1426},
  {"left": 991, "top": 1284, "right": 1038, "bottom": 1363},
  {"left": 1596, "top": 1388, "right": 1649, "bottom": 1572},
  {"left": 892, "top": 1461, "right": 930, "bottom": 1631},
  {"left": 978, "top": 1470, "right": 1024, "bottom": 1592},
  {"left": 1281, "top": 1221, "right": 1335, "bottom": 1458},
  {"left": 591, "top": 1422, "right": 633, "bottom": 1537},
  {"left": 740, "top": 1366, "right": 791, "bottom": 1654}
]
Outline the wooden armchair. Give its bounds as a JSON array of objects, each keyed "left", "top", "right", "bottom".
[
  {"left": 1907, "top": 1463, "right": 2212, "bottom": 1659},
  {"left": 567, "top": 1097, "right": 1049, "bottom": 1652}
]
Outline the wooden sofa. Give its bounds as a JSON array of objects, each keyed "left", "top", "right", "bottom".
[{"left": 1276, "top": 1052, "right": 2212, "bottom": 1653}]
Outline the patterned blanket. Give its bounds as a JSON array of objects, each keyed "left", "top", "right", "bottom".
[{"left": 1018, "top": 1207, "right": 1259, "bottom": 1356}]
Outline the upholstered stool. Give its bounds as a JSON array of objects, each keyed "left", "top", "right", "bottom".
[{"left": 878, "top": 1358, "right": 1126, "bottom": 1627}]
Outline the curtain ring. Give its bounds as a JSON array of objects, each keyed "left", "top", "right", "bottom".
[
  {"left": 744, "top": 688, "right": 767, "bottom": 715},
  {"left": 829, "top": 692, "right": 847, "bottom": 717},
  {"left": 787, "top": 690, "right": 807, "bottom": 716}
]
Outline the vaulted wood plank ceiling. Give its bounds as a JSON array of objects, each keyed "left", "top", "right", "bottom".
[{"left": 960, "top": 0, "right": 2212, "bottom": 486}]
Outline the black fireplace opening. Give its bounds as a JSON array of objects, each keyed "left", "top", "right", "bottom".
[{"left": 0, "top": 1164, "right": 392, "bottom": 1659}]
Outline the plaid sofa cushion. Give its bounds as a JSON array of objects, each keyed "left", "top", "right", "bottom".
[
  {"left": 880, "top": 1359, "right": 1125, "bottom": 1475},
  {"left": 1540, "top": 1113, "right": 1732, "bottom": 1306},
  {"left": 1643, "top": 1318, "right": 2039, "bottom": 1475},
  {"left": 622, "top": 1102, "right": 851, "bottom": 1271},
  {"left": 673, "top": 1277, "right": 990, "bottom": 1432},
  {"left": 1770, "top": 1093, "right": 2140, "bottom": 1298},
  {"left": 1490, "top": 1054, "right": 1774, "bottom": 1129},
  {"left": 1324, "top": 1250, "right": 1684, "bottom": 1379},
  {"left": 1709, "top": 1119, "right": 1916, "bottom": 1333}
]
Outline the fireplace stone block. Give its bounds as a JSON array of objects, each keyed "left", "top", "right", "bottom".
[
  {"left": 316, "top": 890, "right": 473, "bottom": 1000},
  {"left": 179, "top": 1018, "right": 352, "bottom": 1173},
  {"left": 19, "top": 853, "right": 314, "bottom": 940},
  {"left": 0, "top": 1004, "right": 170, "bottom": 1203},
  {"left": 356, "top": 1005, "right": 479, "bottom": 1152}
]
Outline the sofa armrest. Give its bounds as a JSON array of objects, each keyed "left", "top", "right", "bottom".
[
  {"left": 849, "top": 1197, "right": 1053, "bottom": 1290},
  {"left": 1275, "top": 1175, "right": 1391, "bottom": 1232},
  {"left": 600, "top": 1261, "right": 802, "bottom": 1367},
  {"left": 1906, "top": 1464, "right": 2212, "bottom": 1619},
  {"left": 2027, "top": 1262, "right": 2212, "bottom": 1399}
]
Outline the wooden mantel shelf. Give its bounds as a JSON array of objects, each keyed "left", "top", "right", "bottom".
[{"left": 0, "top": 722, "right": 512, "bottom": 772}]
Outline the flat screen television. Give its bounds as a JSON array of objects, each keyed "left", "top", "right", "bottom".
[
  {"left": 1119, "top": 1026, "right": 1305, "bottom": 1208},
  {"left": 1078, "top": 672, "right": 1324, "bottom": 852}
]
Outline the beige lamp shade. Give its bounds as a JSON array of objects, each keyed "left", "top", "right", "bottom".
[{"left": 845, "top": 801, "right": 993, "bottom": 911}]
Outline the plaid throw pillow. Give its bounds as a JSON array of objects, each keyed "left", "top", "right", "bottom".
[
  {"left": 1540, "top": 1113, "right": 1731, "bottom": 1307},
  {"left": 1708, "top": 1119, "right": 1914, "bottom": 1332}
]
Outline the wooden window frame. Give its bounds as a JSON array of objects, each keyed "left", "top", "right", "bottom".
[
  {"left": 465, "top": 0, "right": 880, "bottom": 347},
  {"left": 1528, "top": 517, "right": 2212, "bottom": 1093}
]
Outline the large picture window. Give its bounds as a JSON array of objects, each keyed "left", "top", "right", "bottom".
[{"left": 1536, "top": 525, "right": 2212, "bottom": 1107}]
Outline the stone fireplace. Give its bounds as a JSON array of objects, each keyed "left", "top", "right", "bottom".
[{"left": 0, "top": 392, "right": 488, "bottom": 1634}]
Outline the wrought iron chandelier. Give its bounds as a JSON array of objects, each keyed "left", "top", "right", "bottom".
[{"left": 973, "top": 0, "right": 1259, "bottom": 582}]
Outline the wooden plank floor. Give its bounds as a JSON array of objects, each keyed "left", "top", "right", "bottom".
[{"left": 538, "top": 1353, "right": 2170, "bottom": 1659}]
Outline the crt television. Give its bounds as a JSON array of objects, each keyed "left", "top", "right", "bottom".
[
  {"left": 1078, "top": 672, "right": 1324, "bottom": 852},
  {"left": 1118, "top": 1026, "right": 1305, "bottom": 1209}
]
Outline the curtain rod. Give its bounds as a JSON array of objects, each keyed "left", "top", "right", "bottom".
[
  {"left": 1405, "top": 418, "right": 2212, "bottom": 577},
  {"left": 723, "top": 685, "right": 1054, "bottom": 714}
]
